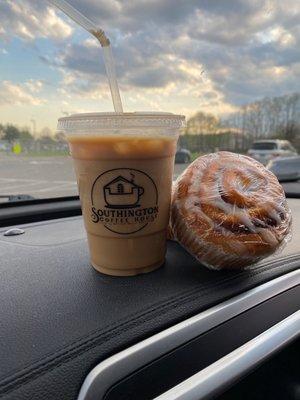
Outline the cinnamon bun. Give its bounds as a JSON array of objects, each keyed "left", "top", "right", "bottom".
[{"left": 170, "top": 152, "right": 292, "bottom": 269}]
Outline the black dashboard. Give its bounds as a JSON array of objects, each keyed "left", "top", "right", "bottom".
[{"left": 0, "top": 198, "right": 299, "bottom": 400}]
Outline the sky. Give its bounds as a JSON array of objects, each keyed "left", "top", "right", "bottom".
[{"left": 0, "top": 0, "right": 299, "bottom": 133}]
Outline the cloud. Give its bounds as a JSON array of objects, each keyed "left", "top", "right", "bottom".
[
  {"left": 47, "top": 0, "right": 298, "bottom": 110},
  {"left": 0, "top": 80, "right": 46, "bottom": 106},
  {"left": 24, "top": 79, "right": 44, "bottom": 93},
  {"left": 0, "top": 0, "right": 72, "bottom": 42},
  {"left": 57, "top": 0, "right": 199, "bottom": 32},
  {"left": 2, "top": 0, "right": 300, "bottom": 116}
]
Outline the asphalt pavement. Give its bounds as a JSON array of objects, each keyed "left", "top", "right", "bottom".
[{"left": 0, "top": 155, "right": 188, "bottom": 199}]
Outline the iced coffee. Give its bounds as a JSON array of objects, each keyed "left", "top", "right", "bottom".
[{"left": 57, "top": 112, "right": 185, "bottom": 276}]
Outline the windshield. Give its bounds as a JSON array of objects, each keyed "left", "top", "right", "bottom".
[
  {"left": 1, "top": 1, "right": 300, "bottom": 201},
  {"left": 251, "top": 143, "right": 278, "bottom": 150}
]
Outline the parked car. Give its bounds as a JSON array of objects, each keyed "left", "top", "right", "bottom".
[
  {"left": 267, "top": 156, "right": 300, "bottom": 182},
  {"left": 175, "top": 147, "right": 191, "bottom": 163},
  {"left": 247, "top": 140, "right": 297, "bottom": 165}
]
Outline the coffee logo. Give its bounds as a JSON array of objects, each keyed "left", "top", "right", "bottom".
[
  {"left": 104, "top": 175, "right": 144, "bottom": 209},
  {"left": 91, "top": 168, "right": 158, "bottom": 234}
]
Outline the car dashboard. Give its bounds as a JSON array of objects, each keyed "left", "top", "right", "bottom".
[{"left": 0, "top": 198, "right": 299, "bottom": 400}]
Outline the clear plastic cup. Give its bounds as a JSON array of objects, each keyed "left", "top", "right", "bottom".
[{"left": 57, "top": 112, "right": 185, "bottom": 276}]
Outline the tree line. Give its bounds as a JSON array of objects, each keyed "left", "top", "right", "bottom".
[
  {"left": 0, "top": 124, "right": 64, "bottom": 144},
  {"left": 184, "top": 92, "right": 300, "bottom": 139},
  {"left": 223, "top": 92, "right": 300, "bottom": 140},
  {"left": 0, "top": 124, "right": 33, "bottom": 143},
  {"left": 180, "top": 92, "right": 300, "bottom": 153}
]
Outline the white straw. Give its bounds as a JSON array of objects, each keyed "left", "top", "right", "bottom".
[
  {"left": 102, "top": 46, "right": 124, "bottom": 113},
  {"left": 48, "top": 0, "right": 98, "bottom": 34},
  {"left": 47, "top": 0, "right": 123, "bottom": 112}
]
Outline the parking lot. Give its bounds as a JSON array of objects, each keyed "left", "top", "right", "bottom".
[
  {"left": 0, "top": 155, "right": 188, "bottom": 199},
  {"left": 0, "top": 155, "right": 77, "bottom": 199}
]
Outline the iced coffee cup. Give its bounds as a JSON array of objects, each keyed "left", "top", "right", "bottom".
[{"left": 57, "top": 112, "right": 185, "bottom": 276}]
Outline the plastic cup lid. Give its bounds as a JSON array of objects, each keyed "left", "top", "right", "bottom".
[{"left": 57, "top": 112, "right": 186, "bottom": 135}]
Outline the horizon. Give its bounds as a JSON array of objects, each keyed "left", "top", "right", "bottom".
[{"left": 0, "top": 0, "right": 299, "bottom": 133}]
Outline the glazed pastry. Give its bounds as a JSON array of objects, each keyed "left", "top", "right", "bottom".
[{"left": 170, "top": 152, "right": 292, "bottom": 270}]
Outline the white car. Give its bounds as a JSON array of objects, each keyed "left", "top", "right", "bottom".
[
  {"left": 247, "top": 140, "right": 297, "bottom": 165},
  {"left": 267, "top": 156, "right": 300, "bottom": 182}
]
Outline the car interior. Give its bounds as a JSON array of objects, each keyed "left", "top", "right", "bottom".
[{"left": 0, "top": 188, "right": 299, "bottom": 400}]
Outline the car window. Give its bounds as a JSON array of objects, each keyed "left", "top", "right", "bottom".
[
  {"left": 0, "top": 1, "right": 299, "bottom": 201},
  {"left": 282, "top": 143, "right": 296, "bottom": 151},
  {"left": 281, "top": 144, "right": 289, "bottom": 150},
  {"left": 251, "top": 143, "right": 278, "bottom": 150}
]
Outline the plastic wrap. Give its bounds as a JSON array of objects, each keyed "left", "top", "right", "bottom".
[{"left": 169, "top": 151, "right": 292, "bottom": 270}]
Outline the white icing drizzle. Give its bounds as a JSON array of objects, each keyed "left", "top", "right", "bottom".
[{"left": 170, "top": 152, "right": 291, "bottom": 269}]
